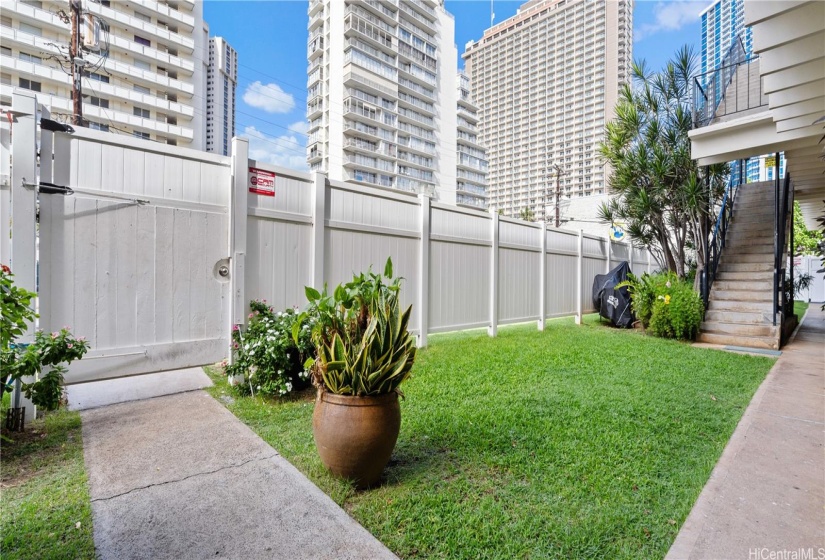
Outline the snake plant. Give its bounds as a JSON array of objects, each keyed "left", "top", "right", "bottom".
[{"left": 295, "top": 257, "right": 417, "bottom": 396}]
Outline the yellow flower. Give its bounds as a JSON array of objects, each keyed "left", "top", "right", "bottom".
[{"left": 664, "top": 294, "right": 671, "bottom": 305}]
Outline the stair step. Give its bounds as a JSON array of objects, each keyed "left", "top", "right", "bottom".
[
  {"left": 728, "top": 221, "right": 784, "bottom": 232},
  {"left": 715, "top": 271, "right": 773, "bottom": 281},
  {"left": 711, "top": 289, "right": 773, "bottom": 302},
  {"left": 708, "top": 298, "right": 774, "bottom": 313},
  {"left": 713, "top": 280, "right": 773, "bottom": 291},
  {"left": 704, "top": 309, "right": 772, "bottom": 323},
  {"left": 731, "top": 244, "right": 775, "bottom": 254},
  {"left": 725, "top": 238, "right": 773, "bottom": 247},
  {"left": 718, "top": 262, "right": 773, "bottom": 273},
  {"left": 734, "top": 196, "right": 777, "bottom": 204},
  {"left": 725, "top": 234, "right": 774, "bottom": 244},
  {"left": 722, "top": 253, "right": 774, "bottom": 263},
  {"left": 730, "top": 215, "right": 777, "bottom": 224},
  {"left": 732, "top": 199, "right": 775, "bottom": 207},
  {"left": 697, "top": 332, "right": 779, "bottom": 350},
  {"left": 700, "top": 321, "right": 778, "bottom": 337}
]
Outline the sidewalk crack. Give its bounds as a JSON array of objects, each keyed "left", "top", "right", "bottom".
[{"left": 91, "top": 454, "right": 278, "bottom": 503}]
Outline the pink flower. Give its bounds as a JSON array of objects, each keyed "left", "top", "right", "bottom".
[
  {"left": 232, "top": 342, "right": 239, "bottom": 349},
  {"left": 78, "top": 336, "right": 86, "bottom": 341},
  {"left": 248, "top": 313, "right": 254, "bottom": 319},
  {"left": 51, "top": 332, "right": 59, "bottom": 338},
  {"left": 232, "top": 325, "right": 240, "bottom": 331},
  {"left": 67, "top": 343, "right": 73, "bottom": 349}
]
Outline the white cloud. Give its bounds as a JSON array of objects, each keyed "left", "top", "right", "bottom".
[
  {"left": 635, "top": 1, "right": 704, "bottom": 42},
  {"left": 288, "top": 120, "right": 309, "bottom": 135},
  {"left": 242, "top": 81, "right": 295, "bottom": 114},
  {"left": 242, "top": 125, "right": 308, "bottom": 172}
]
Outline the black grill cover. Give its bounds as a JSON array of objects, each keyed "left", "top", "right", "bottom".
[{"left": 592, "top": 261, "right": 635, "bottom": 328}]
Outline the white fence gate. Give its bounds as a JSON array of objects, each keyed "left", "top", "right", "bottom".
[{"left": 37, "top": 121, "right": 233, "bottom": 383}]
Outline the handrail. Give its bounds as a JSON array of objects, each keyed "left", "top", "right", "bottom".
[
  {"left": 692, "top": 35, "right": 748, "bottom": 127},
  {"left": 773, "top": 170, "right": 792, "bottom": 325},
  {"left": 701, "top": 164, "right": 742, "bottom": 309}
]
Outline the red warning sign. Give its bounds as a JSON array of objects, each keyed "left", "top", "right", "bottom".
[{"left": 249, "top": 167, "right": 275, "bottom": 196}]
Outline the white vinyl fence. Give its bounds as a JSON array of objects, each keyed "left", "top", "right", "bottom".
[
  {"left": 2, "top": 91, "right": 653, "bottom": 388},
  {"left": 241, "top": 164, "right": 652, "bottom": 346}
]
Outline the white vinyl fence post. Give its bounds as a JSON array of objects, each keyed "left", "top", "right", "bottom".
[
  {"left": 488, "top": 212, "right": 499, "bottom": 337},
  {"left": 10, "top": 91, "right": 38, "bottom": 422},
  {"left": 647, "top": 249, "right": 652, "bottom": 273},
  {"left": 417, "top": 194, "right": 430, "bottom": 348},
  {"left": 310, "top": 171, "right": 327, "bottom": 291},
  {"left": 605, "top": 233, "right": 611, "bottom": 273},
  {"left": 538, "top": 221, "right": 546, "bottom": 331},
  {"left": 230, "top": 137, "right": 249, "bottom": 333},
  {"left": 629, "top": 243, "right": 634, "bottom": 273},
  {"left": 0, "top": 114, "right": 11, "bottom": 265},
  {"left": 575, "top": 229, "right": 583, "bottom": 325}
]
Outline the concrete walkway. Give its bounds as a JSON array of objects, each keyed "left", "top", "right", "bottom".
[
  {"left": 667, "top": 307, "right": 825, "bottom": 560},
  {"left": 76, "top": 375, "right": 396, "bottom": 559}
]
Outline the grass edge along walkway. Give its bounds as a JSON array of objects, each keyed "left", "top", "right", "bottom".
[
  {"left": 205, "top": 314, "right": 776, "bottom": 560},
  {"left": 0, "top": 408, "right": 95, "bottom": 559}
]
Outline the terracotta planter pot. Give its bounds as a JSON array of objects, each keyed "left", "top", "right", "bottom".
[{"left": 313, "top": 391, "right": 401, "bottom": 489}]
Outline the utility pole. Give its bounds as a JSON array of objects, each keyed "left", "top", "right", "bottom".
[
  {"left": 69, "top": 0, "right": 84, "bottom": 126},
  {"left": 552, "top": 163, "right": 564, "bottom": 228}
]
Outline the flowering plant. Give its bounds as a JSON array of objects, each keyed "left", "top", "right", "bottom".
[
  {"left": 1, "top": 264, "right": 89, "bottom": 410},
  {"left": 224, "top": 300, "right": 313, "bottom": 397}
]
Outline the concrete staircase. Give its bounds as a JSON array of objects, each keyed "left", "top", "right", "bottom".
[{"left": 698, "top": 181, "right": 780, "bottom": 349}]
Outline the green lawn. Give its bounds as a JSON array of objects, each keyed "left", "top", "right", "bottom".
[
  {"left": 0, "top": 409, "right": 95, "bottom": 559},
  {"left": 205, "top": 314, "right": 775, "bottom": 560},
  {"left": 794, "top": 300, "right": 809, "bottom": 320}
]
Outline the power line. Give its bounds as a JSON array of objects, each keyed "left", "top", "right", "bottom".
[
  {"left": 236, "top": 121, "right": 308, "bottom": 157},
  {"left": 237, "top": 110, "right": 309, "bottom": 141}
]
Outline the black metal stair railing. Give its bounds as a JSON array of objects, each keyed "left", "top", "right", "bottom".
[
  {"left": 701, "top": 169, "right": 741, "bottom": 310},
  {"left": 692, "top": 36, "right": 748, "bottom": 127},
  {"left": 773, "top": 170, "right": 792, "bottom": 325}
]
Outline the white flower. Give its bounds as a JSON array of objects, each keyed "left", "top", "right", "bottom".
[{"left": 665, "top": 281, "right": 672, "bottom": 288}]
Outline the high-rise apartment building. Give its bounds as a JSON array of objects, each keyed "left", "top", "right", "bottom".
[
  {"left": 0, "top": 0, "right": 213, "bottom": 150},
  {"left": 455, "top": 71, "right": 487, "bottom": 209},
  {"left": 306, "top": 0, "right": 458, "bottom": 203},
  {"left": 463, "top": 0, "right": 632, "bottom": 219},
  {"left": 700, "top": 0, "right": 783, "bottom": 184},
  {"left": 700, "top": 0, "right": 752, "bottom": 79},
  {"left": 206, "top": 36, "right": 237, "bottom": 156}
]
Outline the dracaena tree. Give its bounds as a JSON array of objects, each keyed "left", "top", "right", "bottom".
[{"left": 598, "top": 45, "right": 728, "bottom": 283}]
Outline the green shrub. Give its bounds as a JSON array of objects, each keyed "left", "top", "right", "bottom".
[
  {"left": 225, "top": 301, "right": 313, "bottom": 397},
  {"left": 648, "top": 279, "right": 705, "bottom": 340},
  {"left": 617, "top": 272, "right": 670, "bottom": 328},
  {"left": 620, "top": 271, "right": 704, "bottom": 340}
]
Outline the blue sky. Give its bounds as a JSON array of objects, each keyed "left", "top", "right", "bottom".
[{"left": 204, "top": 0, "right": 707, "bottom": 169}]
